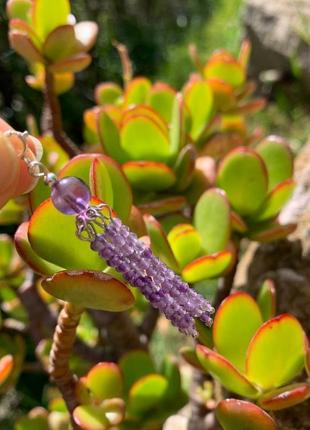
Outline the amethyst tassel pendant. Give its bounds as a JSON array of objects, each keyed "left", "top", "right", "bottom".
[{"left": 51, "top": 176, "right": 214, "bottom": 337}]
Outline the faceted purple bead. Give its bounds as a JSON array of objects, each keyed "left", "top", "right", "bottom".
[{"left": 51, "top": 177, "right": 90, "bottom": 215}]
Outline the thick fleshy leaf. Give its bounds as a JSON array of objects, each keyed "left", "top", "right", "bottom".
[
  {"left": 15, "top": 222, "right": 63, "bottom": 276},
  {"left": 184, "top": 80, "right": 213, "bottom": 141},
  {"left": 169, "top": 93, "right": 187, "bottom": 157},
  {"left": 127, "top": 206, "right": 147, "bottom": 237},
  {"left": 182, "top": 251, "right": 233, "bottom": 283},
  {"left": 0, "top": 199, "right": 25, "bottom": 225},
  {"left": 216, "top": 399, "right": 277, "bottom": 430},
  {"left": 9, "top": 30, "right": 44, "bottom": 63},
  {"left": 207, "top": 78, "right": 236, "bottom": 111},
  {"left": 231, "top": 211, "right": 248, "bottom": 233},
  {"left": 32, "top": 0, "right": 70, "bottom": 40},
  {"left": 305, "top": 347, "right": 310, "bottom": 377},
  {"left": 123, "top": 161, "right": 176, "bottom": 191},
  {"left": 42, "top": 25, "right": 78, "bottom": 61},
  {"left": 138, "top": 196, "right": 186, "bottom": 217},
  {"left": 239, "top": 39, "right": 251, "bottom": 70},
  {"left": 194, "top": 188, "right": 231, "bottom": 254},
  {"left": 204, "top": 52, "right": 245, "bottom": 88},
  {"left": 48, "top": 53, "right": 91, "bottom": 73},
  {"left": 253, "top": 179, "right": 295, "bottom": 222},
  {"left": 98, "top": 110, "right": 127, "bottom": 163},
  {"left": 0, "top": 235, "right": 13, "bottom": 275},
  {"left": 28, "top": 197, "right": 106, "bottom": 270},
  {"left": 196, "top": 345, "right": 259, "bottom": 398},
  {"left": 74, "top": 21, "right": 98, "bottom": 52},
  {"left": 95, "top": 82, "right": 123, "bottom": 106},
  {"left": 213, "top": 292, "right": 263, "bottom": 372},
  {"left": 9, "top": 18, "right": 40, "bottom": 46},
  {"left": 258, "top": 383, "right": 310, "bottom": 411},
  {"left": 144, "top": 214, "right": 179, "bottom": 272},
  {"left": 248, "top": 221, "right": 296, "bottom": 242},
  {"left": 257, "top": 279, "right": 276, "bottom": 321},
  {"left": 180, "top": 346, "right": 203, "bottom": 370},
  {"left": 15, "top": 413, "right": 49, "bottom": 430},
  {"left": 195, "top": 319, "right": 214, "bottom": 348},
  {"left": 6, "top": 0, "right": 32, "bottom": 21},
  {"left": 90, "top": 157, "right": 114, "bottom": 206},
  {"left": 124, "top": 77, "right": 151, "bottom": 106},
  {"left": 217, "top": 147, "right": 268, "bottom": 215},
  {"left": 26, "top": 69, "right": 74, "bottom": 94},
  {"left": 42, "top": 270, "right": 134, "bottom": 311},
  {"left": 128, "top": 374, "right": 168, "bottom": 416},
  {"left": 119, "top": 350, "right": 155, "bottom": 393},
  {"left": 174, "top": 144, "right": 196, "bottom": 191},
  {"left": 149, "top": 82, "right": 175, "bottom": 123},
  {"left": 256, "top": 136, "right": 293, "bottom": 191},
  {"left": 167, "top": 224, "right": 202, "bottom": 268},
  {"left": 246, "top": 314, "right": 306, "bottom": 390},
  {"left": 161, "top": 356, "right": 183, "bottom": 403},
  {"left": 73, "top": 405, "right": 110, "bottom": 430},
  {"left": 0, "top": 355, "right": 14, "bottom": 386},
  {"left": 120, "top": 113, "right": 170, "bottom": 163},
  {"left": 59, "top": 154, "right": 132, "bottom": 222},
  {"left": 86, "top": 363, "right": 123, "bottom": 400}
]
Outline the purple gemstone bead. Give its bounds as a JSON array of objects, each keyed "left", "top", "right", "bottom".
[{"left": 51, "top": 177, "right": 90, "bottom": 215}]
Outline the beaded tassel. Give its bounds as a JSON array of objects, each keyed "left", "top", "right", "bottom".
[{"left": 50, "top": 176, "right": 214, "bottom": 337}]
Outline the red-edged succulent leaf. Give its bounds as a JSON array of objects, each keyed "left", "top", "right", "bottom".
[
  {"left": 0, "top": 355, "right": 14, "bottom": 386},
  {"left": 149, "top": 82, "right": 176, "bottom": 123},
  {"left": 85, "top": 362, "right": 123, "bottom": 400},
  {"left": 123, "top": 161, "right": 176, "bottom": 191},
  {"left": 204, "top": 52, "right": 245, "bottom": 88},
  {"left": 195, "top": 319, "right": 214, "bottom": 348},
  {"left": 174, "top": 144, "right": 196, "bottom": 191},
  {"left": 216, "top": 399, "right": 278, "bottom": 430},
  {"left": 194, "top": 188, "right": 231, "bottom": 254},
  {"left": 239, "top": 39, "right": 251, "bottom": 70},
  {"left": 138, "top": 196, "right": 186, "bottom": 217},
  {"left": 48, "top": 53, "right": 91, "bottom": 73},
  {"left": 253, "top": 179, "right": 295, "bottom": 222},
  {"left": 74, "top": 21, "right": 98, "bottom": 52},
  {"left": 9, "top": 18, "right": 40, "bottom": 47},
  {"left": 97, "top": 110, "right": 127, "bottom": 163},
  {"left": 119, "top": 350, "right": 155, "bottom": 394},
  {"left": 213, "top": 292, "right": 263, "bottom": 372},
  {"left": 258, "top": 383, "right": 310, "bottom": 411},
  {"left": 207, "top": 78, "right": 236, "bottom": 111},
  {"left": 235, "top": 98, "right": 266, "bottom": 115},
  {"left": 127, "top": 206, "right": 147, "bottom": 237},
  {"left": 231, "top": 211, "right": 248, "bottom": 233},
  {"left": 6, "top": 0, "right": 32, "bottom": 21},
  {"left": 217, "top": 147, "right": 268, "bottom": 216},
  {"left": 196, "top": 345, "right": 259, "bottom": 398},
  {"left": 182, "top": 251, "right": 233, "bottom": 283},
  {"left": 180, "top": 346, "right": 204, "bottom": 370},
  {"left": 143, "top": 214, "right": 179, "bottom": 272},
  {"left": 246, "top": 314, "right": 306, "bottom": 390},
  {"left": 42, "top": 25, "right": 78, "bottom": 61},
  {"left": 248, "top": 221, "right": 296, "bottom": 242},
  {"left": 127, "top": 374, "right": 168, "bottom": 417},
  {"left": 28, "top": 197, "right": 106, "bottom": 270},
  {"left": 42, "top": 270, "right": 135, "bottom": 311},
  {"left": 257, "top": 279, "right": 276, "bottom": 321},
  {"left": 168, "top": 224, "right": 202, "bottom": 268},
  {"left": 14, "top": 221, "right": 63, "bottom": 276},
  {"left": 95, "top": 82, "right": 123, "bottom": 105},
  {"left": 256, "top": 136, "right": 293, "bottom": 191},
  {"left": 124, "top": 77, "right": 151, "bottom": 106},
  {"left": 184, "top": 80, "right": 213, "bottom": 141},
  {"left": 73, "top": 405, "right": 110, "bottom": 430},
  {"left": 169, "top": 92, "right": 188, "bottom": 156},
  {"left": 9, "top": 30, "right": 44, "bottom": 63},
  {"left": 32, "top": 0, "right": 70, "bottom": 40}
]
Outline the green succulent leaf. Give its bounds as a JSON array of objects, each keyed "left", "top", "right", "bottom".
[
  {"left": 256, "top": 136, "right": 293, "bottom": 191},
  {"left": 196, "top": 345, "right": 259, "bottom": 398},
  {"left": 168, "top": 224, "right": 202, "bottom": 268},
  {"left": 246, "top": 314, "right": 306, "bottom": 390},
  {"left": 184, "top": 80, "right": 213, "bottom": 141},
  {"left": 14, "top": 222, "right": 63, "bottom": 276},
  {"left": 6, "top": 0, "right": 32, "bottom": 21},
  {"left": 144, "top": 214, "right": 179, "bottom": 272},
  {"left": 119, "top": 350, "right": 156, "bottom": 394},
  {"left": 149, "top": 82, "right": 175, "bottom": 123},
  {"left": 204, "top": 52, "right": 245, "bottom": 88},
  {"left": 95, "top": 82, "right": 123, "bottom": 105},
  {"left": 180, "top": 346, "right": 204, "bottom": 370},
  {"left": 86, "top": 362, "right": 123, "bottom": 400},
  {"left": 32, "top": 0, "right": 70, "bottom": 40},
  {"left": 257, "top": 279, "right": 276, "bottom": 321},
  {"left": 174, "top": 144, "right": 196, "bottom": 191},
  {"left": 98, "top": 110, "right": 127, "bottom": 163},
  {"left": 138, "top": 196, "right": 186, "bottom": 217},
  {"left": 216, "top": 399, "right": 278, "bottom": 430},
  {"left": 194, "top": 188, "right": 231, "bottom": 254},
  {"left": 48, "top": 53, "right": 91, "bottom": 73},
  {"left": 73, "top": 405, "right": 110, "bottom": 430},
  {"left": 231, "top": 211, "right": 248, "bottom": 233},
  {"left": 9, "top": 30, "right": 44, "bottom": 63},
  {"left": 258, "top": 383, "right": 310, "bottom": 411},
  {"left": 161, "top": 356, "right": 184, "bottom": 404},
  {"left": 213, "top": 292, "right": 263, "bottom": 372},
  {"left": 217, "top": 147, "right": 268, "bottom": 216},
  {"left": 195, "top": 319, "right": 214, "bottom": 348},
  {"left": 42, "top": 270, "right": 135, "bottom": 311},
  {"left": 15, "top": 413, "right": 49, "bottom": 430},
  {"left": 182, "top": 251, "right": 233, "bottom": 283},
  {"left": 124, "top": 77, "right": 151, "bottom": 106},
  {"left": 248, "top": 221, "right": 296, "bottom": 242},
  {"left": 127, "top": 374, "right": 168, "bottom": 417},
  {"left": 42, "top": 24, "right": 78, "bottom": 61},
  {"left": 123, "top": 161, "right": 176, "bottom": 191}
]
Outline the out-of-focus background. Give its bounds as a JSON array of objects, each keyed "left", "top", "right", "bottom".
[{"left": 0, "top": 0, "right": 310, "bottom": 149}]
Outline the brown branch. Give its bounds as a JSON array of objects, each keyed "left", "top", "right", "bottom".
[
  {"left": 49, "top": 302, "right": 83, "bottom": 427},
  {"left": 112, "top": 40, "right": 133, "bottom": 87},
  {"left": 44, "top": 69, "right": 80, "bottom": 157}
]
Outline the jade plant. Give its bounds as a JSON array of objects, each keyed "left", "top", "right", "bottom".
[{"left": 0, "top": 1, "right": 309, "bottom": 429}]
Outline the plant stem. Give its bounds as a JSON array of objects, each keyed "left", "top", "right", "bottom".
[
  {"left": 49, "top": 302, "right": 83, "bottom": 424},
  {"left": 44, "top": 69, "right": 80, "bottom": 157}
]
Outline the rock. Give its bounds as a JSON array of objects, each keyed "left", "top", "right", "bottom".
[{"left": 243, "top": 0, "right": 310, "bottom": 92}]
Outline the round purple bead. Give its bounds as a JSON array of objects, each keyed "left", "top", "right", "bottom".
[{"left": 51, "top": 177, "right": 90, "bottom": 215}]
